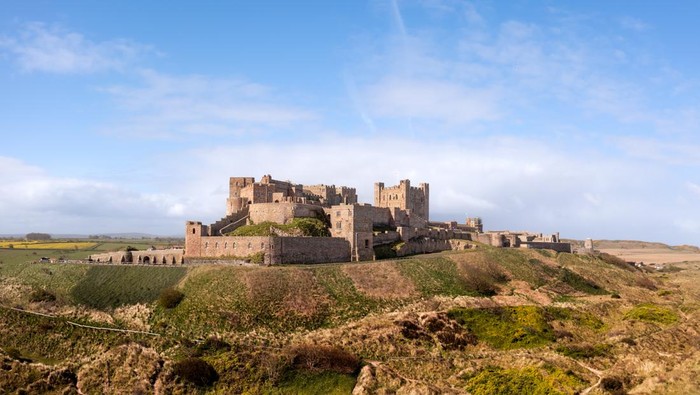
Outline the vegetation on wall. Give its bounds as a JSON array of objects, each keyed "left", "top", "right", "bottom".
[{"left": 228, "top": 218, "right": 330, "bottom": 237}]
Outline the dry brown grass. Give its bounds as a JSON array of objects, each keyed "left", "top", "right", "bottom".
[{"left": 341, "top": 262, "right": 417, "bottom": 299}]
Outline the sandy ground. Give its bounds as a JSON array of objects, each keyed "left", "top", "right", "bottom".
[{"left": 598, "top": 248, "right": 700, "bottom": 264}]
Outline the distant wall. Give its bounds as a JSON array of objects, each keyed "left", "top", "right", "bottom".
[
  {"left": 522, "top": 242, "right": 573, "bottom": 253},
  {"left": 90, "top": 249, "right": 184, "bottom": 265}
]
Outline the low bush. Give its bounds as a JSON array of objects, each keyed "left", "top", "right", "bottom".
[
  {"left": 287, "top": 344, "right": 360, "bottom": 375},
  {"left": 556, "top": 343, "right": 611, "bottom": 359},
  {"left": 29, "top": 288, "right": 56, "bottom": 303},
  {"left": 194, "top": 337, "right": 231, "bottom": 356},
  {"left": 172, "top": 357, "right": 219, "bottom": 386},
  {"left": 158, "top": 288, "right": 184, "bottom": 309},
  {"left": 600, "top": 376, "right": 625, "bottom": 395}
]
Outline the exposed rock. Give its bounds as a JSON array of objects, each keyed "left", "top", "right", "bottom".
[
  {"left": 353, "top": 363, "right": 466, "bottom": 395},
  {"left": 76, "top": 343, "right": 163, "bottom": 394}
]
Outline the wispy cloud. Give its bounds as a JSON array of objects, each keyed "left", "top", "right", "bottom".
[
  {"left": 620, "top": 16, "right": 649, "bottom": 32},
  {"left": 0, "top": 22, "right": 150, "bottom": 73},
  {"left": 613, "top": 136, "right": 700, "bottom": 166},
  {"left": 365, "top": 77, "right": 500, "bottom": 123},
  {"left": 100, "top": 70, "right": 317, "bottom": 139}
]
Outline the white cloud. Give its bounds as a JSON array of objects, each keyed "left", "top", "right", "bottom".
[
  {"left": 0, "top": 22, "right": 149, "bottom": 73},
  {"left": 365, "top": 77, "right": 500, "bottom": 123},
  {"left": 0, "top": 156, "right": 187, "bottom": 234},
  {"left": 687, "top": 182, "right": 700, "bottom": 198},
  {"left": 613, "top": 136, "right": 700, "bottom": 166},
  {"left": 160, "top": 135, "right": 661, "bottom": 241},
  {"left": 620, "top": 16, "right": 649, "bottom": 32},
  {"left": 100, "top": 70, "right": 317, "bottom": 139}
]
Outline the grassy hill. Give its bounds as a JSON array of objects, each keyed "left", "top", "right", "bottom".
[{"left": 1, "top": 240, "right": 699, "bottom": 394}]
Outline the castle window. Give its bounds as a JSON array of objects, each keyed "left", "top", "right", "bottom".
[
  {"left": 336, "top": 211, "right": 340, "bottom": 217},
  {"left": 248, "top": 242, "right": 252, "bottom": 249},
  {"left": 224, "top": 242, "right": 228, "bottom": 248},
  {"left": 364, "top": 239, "right": 369, "bottom": 248},
  {"left": 204, "top": 242, "right": 208, "bottom": 248},
  {"left": 192, "top": 228, "right": 196, "bottom": 234},
  {"left": 336, "top": 222, "right": 342, "bottom": 229},
  {"left": 261, "top": 242, "right": 265, "bottom": 248}
]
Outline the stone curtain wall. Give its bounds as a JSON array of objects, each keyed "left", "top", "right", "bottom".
[
  {"left": 271, "top": 237, "right": 350, "bottom": 264},
  {"left": 90, "top": 249, "right": 185, "bottom": 265},
  {"left": 199, "top": 236, "right": 272, "bottom": 259}
]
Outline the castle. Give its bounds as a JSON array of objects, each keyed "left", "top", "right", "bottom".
[
  {"left": 89, "top": 174, "right": 571, "bottom": 265},
  {"left": 180, "top": 175, "right": 572, "bottom": 265}
]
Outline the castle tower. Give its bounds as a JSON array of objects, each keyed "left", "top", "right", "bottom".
[
  {"left": 227, "top": 177, "right": 255, "bottom": 215},
  {"left": 185, "top": 221, "right": 205, "bottom": 258}
]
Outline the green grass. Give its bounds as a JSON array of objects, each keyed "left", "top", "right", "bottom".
[
  {"left": 448, "top": 306, "right": 556, "bottom": 349},
  {"left": 482, "top": 249, "right": 556, "bottom": 287},
  {"left": 395, "top": 256, "right": 480, "bottom": 297},
  {"left": 545, "top": 307, "right": 605, "bottom": 330},
  {"left": 624, "top": 303, "right": 679, "bottom": 325},
  {"left": 71, "top": 265, "right": 186, "bottom": 309},
  {"left": 558, "top": 268, "right": 607, "bottom": 295},
  {"left": 270, "top": 371, "right": 357, "bottom": 395},
  {"left": 447, "top": 306, "right": 604, "bottom": 350},
  {"left": 463, "top": 365, "right": 585, "bottom": 395}
]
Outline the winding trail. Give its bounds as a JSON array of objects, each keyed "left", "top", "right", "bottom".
[
  {"left": 1, "top": 305, "right": 160, "bottom": 336},
  {"left": 577, "top": 361, "right": 604, "bottom": 395}
]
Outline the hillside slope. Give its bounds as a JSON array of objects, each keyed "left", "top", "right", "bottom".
[{"left": 1, "top": 246, "right": 699, "bottom": 394}]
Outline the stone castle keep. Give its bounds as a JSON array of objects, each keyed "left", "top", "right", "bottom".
[
  {"left": 178, "top": 175, "right": 572, "bottom": 265},
  {"left": 90, "top": 174, "right": 571, "bottom": 265}
]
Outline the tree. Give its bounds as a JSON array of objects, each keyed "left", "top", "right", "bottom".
[{"left": 26, "top": 233, "right": 51, "bottom": 241}]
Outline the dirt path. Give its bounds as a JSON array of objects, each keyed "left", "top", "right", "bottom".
[
  {"left": 1, "top": 304, "right": 160, "bottom": 336},
  {"left": 578, "top": 361, "right": 604, "bottom": 395}
]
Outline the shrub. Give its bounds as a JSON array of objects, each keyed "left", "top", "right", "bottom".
[
  {"left": 172, "top": 357, "right": 218, "bottom": 386},
  {"left": 158, "top": 288, "right": 184, "bottom": 309},
  {"left": 556, "top": 343, "right": 611, "bottom": 359},
  {"left": 5, "top": 347, "right": 21, "bottom": 360},
  {"left": 194, "top": 337, "right": 231, "bottom": 356},
  {"left": 463, "top": 262, "right": 507, "bottom": 296},
  {"left": 635, "top": 276, "right": 657, "bottom": 290},
  {"left": 30, "top": 288, "right": 56, "bottom": 303},
  {"left": 287, "top": 344, "right": 360, "bottom": 375},
  {"left": 600, "top": 376, "right": 625, "bottom": 395}
]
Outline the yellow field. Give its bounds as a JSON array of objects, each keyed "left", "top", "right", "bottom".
[{"left": 0, "top": 241, "right": 97, "bottom": 250}]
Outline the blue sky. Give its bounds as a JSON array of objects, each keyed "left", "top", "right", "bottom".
[{"left": 1, "top": 1, "right": 699, "bottom": 245}]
